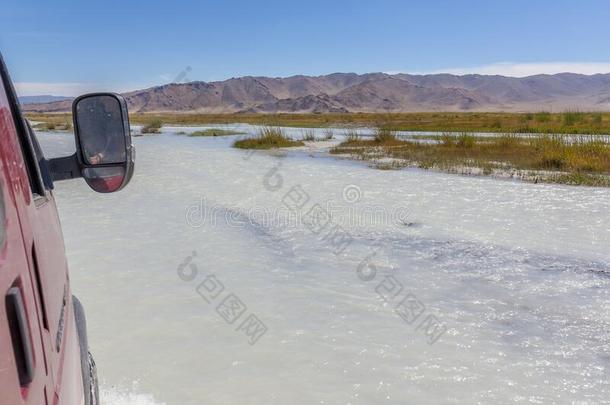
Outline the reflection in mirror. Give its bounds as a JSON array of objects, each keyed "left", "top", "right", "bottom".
[{"left": 76, "top": 95, "right": 127, "bottom": 165}]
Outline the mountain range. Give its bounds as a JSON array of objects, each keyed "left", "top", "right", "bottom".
[
  {"left": 19, "top": 95, "right": 72, "bottom": 105},
  {"left": 21, "top": 72, "right": 610, "bottom": 113}
]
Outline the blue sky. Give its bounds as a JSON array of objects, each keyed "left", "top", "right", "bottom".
[{"left": 2, "top": 0, "right": 610, "bottom": 95}]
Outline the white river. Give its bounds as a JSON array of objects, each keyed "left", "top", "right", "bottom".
[{"left": 37, "top": 125, "right": 610, "bottom": 404}]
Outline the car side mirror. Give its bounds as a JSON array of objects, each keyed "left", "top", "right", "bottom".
[{"left": 48, "top": 93, "right": 135, "bottom": 193}]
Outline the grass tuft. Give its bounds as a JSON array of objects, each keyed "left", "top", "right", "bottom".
[
  {"left": 233, "top": 127, "right": 305, "bottom": 149},
  {"left": 189, "top": 128, "right": 245, "bottom": 137},
  {"left": 534, "top": 111, "right": 551, "bottom": 123},
  {"left": 142, "top": 119, "right": 163, "bottom": 134},
  {"left": 563, "top": 110, "right": 586, "bottom": 126},
  {"left": 302, "top": 129, "right": 316, "bottom": 141},
  {"left": 456, "top": 133, "right": 476, "bottom": 148},
  {"left": 345, "top": 129, "right": 361, "bottom": 143},
  {"left": 374, "top": 128, "right": 399, "bottom": 144}
]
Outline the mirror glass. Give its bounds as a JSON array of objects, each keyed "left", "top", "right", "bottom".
[{"left": 75, "top": 95, "right": 127, "bottom": 165}]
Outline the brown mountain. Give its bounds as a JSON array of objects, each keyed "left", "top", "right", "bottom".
[{"left": 22, "top": 72, "right": 610, "bottom": 113}]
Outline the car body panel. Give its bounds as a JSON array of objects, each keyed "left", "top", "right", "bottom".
[{"left": 0, "top": 54, "right": 85, "bottom": 405}]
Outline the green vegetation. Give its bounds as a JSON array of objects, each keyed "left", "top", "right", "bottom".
[
  {"left": 29, "top": 113, "right": 72, "bottom": 132},
  {"left": 562, "top": 110, "right": 586, "bottom": 126},
  {"left": 141, "top": 119, "right": 163, "bottom": 134},
  {"left": 345, "top": 129, "right": 361, "bottom": 142},
  {"left": 330, "top": 131, "right": 610, "bottom": 186},
  {"left": 25, "top": 111, "right": 610, "bottom": 186},
  {"left": 189, "top": 128, "right": 245, "bottom": 137},
  {"left": 374, "top": 128, "right": 399, "bottom": 144},
  {"left": 125, "top": 111, "right": 610, "bottom": 134},
  {"left": 302, "top": 129, "right": 316, "bottom": 141},
  {"left": 26, "top": 111, "right": 610, "bottom": 135},
  {"left": 534, "top": 111, "right": 551, "bottom": 123},
  {"left": 33, "top": 121, "right": 72, "bottom": 132},
  {"left": 233, "top": 127, "right": 305, "bottom": 149}
]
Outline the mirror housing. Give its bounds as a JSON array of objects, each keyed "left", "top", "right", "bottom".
[{"left": 48, "top": 93, "right": 135, "bottom": 193}]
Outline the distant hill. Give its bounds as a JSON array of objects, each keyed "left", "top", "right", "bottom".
[
  {"left": 22, "top": 72, "right": 610, "bottom": 113},
  {"left": 19, "top": 95, "right": 71, "bottom": 105}
]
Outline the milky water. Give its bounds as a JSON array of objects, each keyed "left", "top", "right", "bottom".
[
  {"left": 149, "top": 123, "right": 610, "bottom": 142},
  {"left": 37, "top": 127, "right": 610, "bottom": 404}
]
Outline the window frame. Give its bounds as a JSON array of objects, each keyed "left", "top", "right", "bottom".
[{"left": 0, "top": 53, "right": 49, "bottom": 202}]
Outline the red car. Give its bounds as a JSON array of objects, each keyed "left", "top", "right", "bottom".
[{"left": 0, "top": 52, "right": 135, "bottom": 405}]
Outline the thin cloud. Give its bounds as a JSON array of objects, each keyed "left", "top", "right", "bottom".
[
  {"left": 15, "top": 82, "right": 106, "bottom": 97},
  {"left": 392, "top": 62, "right": 610, "bottom": 77},
  {"left": 18, "top": 62, "right": 610, "bottom": 96},
  {"left": 14, "top": 82, "right": 151, "bottom": 97}
]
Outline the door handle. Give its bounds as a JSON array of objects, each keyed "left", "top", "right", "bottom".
[{"left": 6, "top": 286, "right": 35, "bottom": 386}]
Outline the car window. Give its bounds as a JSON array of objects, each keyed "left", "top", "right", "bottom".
[
  {"left": 0, "top": 54, "right": 46, "bottom": 197},
  {"left": 25, "top": 120, "right": 54, "bottom": 191}
]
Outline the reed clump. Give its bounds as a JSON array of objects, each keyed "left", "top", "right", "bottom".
[
  {"left": 233, "top": 127, "right": 305, "bottom": 149},
  {"left": 142, "top": 119, "right": 163, "bottom": 134}
]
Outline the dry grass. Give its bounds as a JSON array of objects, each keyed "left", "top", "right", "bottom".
[
  {"left": 124, "top": 111, "right": 610, "bottom": 134},
  {"left": 345, "top": 129, "right": 362, "bottom": 142},
  {"left": 302, "top": 129, "right": 316, "bottom": 141},
  {"left": 29, "top": 113, "right": 72, "bottom": 132},
  {"left": 25, "top": 111, "right": 610, "bottom": 135},
  {"left": 233, "top": 127, "right": 304, "bottom": 149},
  {"left": 330, "top": 132, "right": 610, "bottom": 186},
  {"left": 141, "top": 119, "right": 163, "bottom": 134},
  {"left": 374, "top": 128, "right": 399, "bottom": 144},
  {"left": 33, "top": 121, "right": 72, "bottom": 131},
  {"left": 189, "top": 128, "right": 245, "bottom": 137}
]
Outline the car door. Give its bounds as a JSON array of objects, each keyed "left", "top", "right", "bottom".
[
  {"left": 0, "top": 53, "right": 84, "bottom": 404},
  {"left": 0, "top": 71, "right": 50, "bottom": 404}
]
